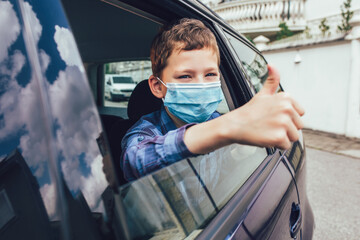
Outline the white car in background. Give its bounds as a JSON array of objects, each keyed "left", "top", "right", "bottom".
[{"left": 104, "top": 74, "right": 136, "bottom": 101}]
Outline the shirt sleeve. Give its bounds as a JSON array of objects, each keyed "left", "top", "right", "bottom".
[{"left": 121, "top": 124, "right": 197, "bottom": 181}]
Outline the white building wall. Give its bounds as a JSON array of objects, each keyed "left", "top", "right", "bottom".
[
  {"left": 305, "top": 0, "right": 360, "bottom": 20},
  {"left": 263, "top": 42, "right": 352, "bottom": 135}
]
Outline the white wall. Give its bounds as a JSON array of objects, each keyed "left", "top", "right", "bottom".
[
  {"left": 263, "top": 42, "right": 352, "bottom": 135},
  {"left": 305, "top": 0, "right": 360, "bottom": 20}
]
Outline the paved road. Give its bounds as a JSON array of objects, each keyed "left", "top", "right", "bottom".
[{"left": 306, "top": 148, "right": 360, "bottom": 240}]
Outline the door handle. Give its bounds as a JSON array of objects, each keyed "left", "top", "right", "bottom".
[{"left": 289, "top": 202, "right": 302, "bottom": 238}]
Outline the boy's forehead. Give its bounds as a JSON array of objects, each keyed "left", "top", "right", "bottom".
[
  {"left": 173, "top": 46, "right": 217, "bottom": 56},
  {"left": 169, "top": 48, "right": 218, "bottom": 65}
]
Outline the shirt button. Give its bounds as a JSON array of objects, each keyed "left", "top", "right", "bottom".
[{"left": 137, "top": 136, "right": 144, "bottom": 142}]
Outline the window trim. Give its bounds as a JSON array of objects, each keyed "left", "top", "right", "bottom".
[
  {"left": 211, "top": 23, "right": 254, "bottom": 107},
  {"left": 216, "top": 26, "right": 276, "bottom": 155}
]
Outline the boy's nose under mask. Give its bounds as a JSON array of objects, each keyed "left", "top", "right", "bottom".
[{"left": 157, "top": 77, "right": 224, "bottom": 123}]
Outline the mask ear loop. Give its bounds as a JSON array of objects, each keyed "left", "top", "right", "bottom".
[
  {"left": 156, "top": 77, "right": 166, "bottom": 102},
  {"left": 156, "top": 77, "right": 167, "bottom": 88}
]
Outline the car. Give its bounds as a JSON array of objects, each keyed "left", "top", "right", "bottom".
[
  {"left": 0, "top": 0, "right": 314, "bottom": 240},
  {"left": 104, "top": 75, "right": 136, "bottom": 101}
]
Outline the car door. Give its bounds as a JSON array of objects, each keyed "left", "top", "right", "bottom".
[
  {"left": 210, "top": 26, "right": 303, "bottom": 239},
  {"left": 0, "top": 1, "right": 125, "bottom": 240}
]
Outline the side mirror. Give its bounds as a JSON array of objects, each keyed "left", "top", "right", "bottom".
[{"left": 107, "top": 81, "right": 111, "bottom": 86}]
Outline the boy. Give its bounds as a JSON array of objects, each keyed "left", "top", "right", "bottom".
[{"left": 121, "top": 18, "right": 304, "bottom": 181}]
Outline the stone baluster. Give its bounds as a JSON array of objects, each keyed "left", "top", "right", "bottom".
[
  {"left": 283, "top": 1, "right": 289, "bottom": 21},
  {"left": 270, "top": 1, "right": 278, "bottom": 24},
  {"left": 246, "top": 4, "right": 252, "bottom": 21},
  {"left": 249, "top": 4, "right": 253, "bottom": 21},
  {"left": 268, "top": 2, "right": 275, "bottom": 20},
  {"left": 254, "top": 3, "right": 261, "bottom": 21},
  {"left": 289, "top": 0, "right": 295, "bottom": 20},
  {"left": 300, "top": 0, "right": 305, "bottom": 19},
  {"left": 276, "top": 1, "right": 283, "bottom": 24},
  {"left": 294, "top": 0, "right": 300, "bottom": 20},
  {"left": 238, "top": 5, "right": 244, "bottom": 22},
  {"left": 263, "top": 2, "right": 267, "bottom": 21},
  {"left": 258, "top": 2, "right": 264, "bottom": 21},
  {"left": 292, "top": 0, "right": 298, "bottom": 20}
]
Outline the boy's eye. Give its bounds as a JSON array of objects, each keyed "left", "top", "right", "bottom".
[
  {"left": 206, "top": 73, "right": 217, "bottom": 77},
  {"left": 178, "top": 75, "right": 191, "bottom": 79}
]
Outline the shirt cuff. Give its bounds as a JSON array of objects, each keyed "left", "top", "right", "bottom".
[{"left": 176, "top": 123, "right": 200, "bottom": 159}]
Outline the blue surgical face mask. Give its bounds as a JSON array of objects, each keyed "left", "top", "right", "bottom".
[{"left": 157, "top": 77, "right": 224, "bottom": 123}]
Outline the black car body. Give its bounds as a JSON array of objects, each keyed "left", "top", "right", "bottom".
[{"left": 0, "top": 0, "right": 314, "bottom": 239}]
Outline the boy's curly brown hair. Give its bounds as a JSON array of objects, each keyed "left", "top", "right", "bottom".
[{"left": 150, "top": 18, "right": 220, "bottom": 78}]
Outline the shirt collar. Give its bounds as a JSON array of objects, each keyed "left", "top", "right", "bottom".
[{"left": 159, "top": 105, "right": 177, "bottom": 133}]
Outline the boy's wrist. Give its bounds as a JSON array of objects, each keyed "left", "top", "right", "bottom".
[
  {"left": 212, "top": 116, "right": 234, "bottom": 147},
  {"left": 183, "top": 115, "right": 239, "bottom": 155}
]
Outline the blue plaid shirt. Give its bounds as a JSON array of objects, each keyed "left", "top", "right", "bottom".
[{"left": 121, "top": 106, "right": 220, "bottom": 181}]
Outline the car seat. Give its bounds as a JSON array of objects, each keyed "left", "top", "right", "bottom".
[
  {"left": 127, "top": 79, "right": 163, "bottom": 122},
  {"left": 100, "top": 79, "right": 163, "bottom": 185}
]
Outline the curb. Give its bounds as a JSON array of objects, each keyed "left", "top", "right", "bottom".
[{"left": 302, "top": 129, "right": 360, "bottom": 159}]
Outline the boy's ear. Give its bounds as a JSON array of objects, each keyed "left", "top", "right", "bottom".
[{"left": 148, "top": 75, "right": 166, "bottom": 99}]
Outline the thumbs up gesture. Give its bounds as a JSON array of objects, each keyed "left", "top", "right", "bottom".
[{"left": 221, "top": 65, "right": 305, "bottom": 150}]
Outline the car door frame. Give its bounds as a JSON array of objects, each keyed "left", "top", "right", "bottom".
[{"left": 187, "top": 9, "right": 300, "bottom": 240}]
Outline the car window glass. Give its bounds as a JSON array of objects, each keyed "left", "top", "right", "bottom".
[
  {"left": 224, "top": 31, "right": 268, "bottom": 94},
  {"left": 104, "top": 60, "right": 152, "bottom": 108},
  {"left": 119, "top": 144, "right": 267, "bottom": 239},
  {"left": 217, "top": 79, "right": 230, "bottom": 114}
]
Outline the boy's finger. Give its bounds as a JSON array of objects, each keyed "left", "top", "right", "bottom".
[
  {"left": 259, "top": 65, "right": 280, "bottom": 96},
  {"left": 291, "top": 98, "right": 305, "bottom": 117},
  {"left": 287, "top": 122, "right": 300, "bottom": 142},
  {"left": 290, "top": 107, "right": 304, "bottom": 129}
]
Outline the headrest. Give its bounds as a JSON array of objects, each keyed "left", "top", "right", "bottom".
[{"left": 127, "top": 80, "right": 163, "bottom": 121}]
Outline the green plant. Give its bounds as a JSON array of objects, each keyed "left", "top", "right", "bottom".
[
  {"left": 245, "top": 35, "right": 254, "bottom": 44},
  {"left": 276, "top": 22, "right": 294, "bottom": 40},
  {"left": 105, "top": 63, "right": 111, "bottom": 74},
  {"left": 337, "top": 0, "right": 354, "bottom": 33},
  {"left": 304, "top": 26, "right": 312, "bottom": 38},
  {"left": 319, "top": 18, "right": 330, "bottom": 36},
  {"left": 105, "top": 63, "right": 117, "bottom": 74}
]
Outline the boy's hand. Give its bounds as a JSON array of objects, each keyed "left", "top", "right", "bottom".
[
  {"left": 184, "top": 65, "right": 305, "bottom": 154},
  {"left": 224, "top": 65, "right": 304, "bottom": 149}
]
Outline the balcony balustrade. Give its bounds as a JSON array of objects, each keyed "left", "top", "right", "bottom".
[{"left": 212, "top": 0, "right": 307, "bottom": 38}]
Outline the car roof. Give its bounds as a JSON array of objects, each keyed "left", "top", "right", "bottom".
[{"left": 61, "top": 0, "right": 254, "bottom": 64}]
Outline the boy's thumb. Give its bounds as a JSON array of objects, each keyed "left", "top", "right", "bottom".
[{"left": 259, "top": 65, "right": 280, "bottom": 95}]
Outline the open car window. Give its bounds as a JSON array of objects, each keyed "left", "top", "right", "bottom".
[{"left": 115, "top": 73, "right": 266, "bottom": 239}]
